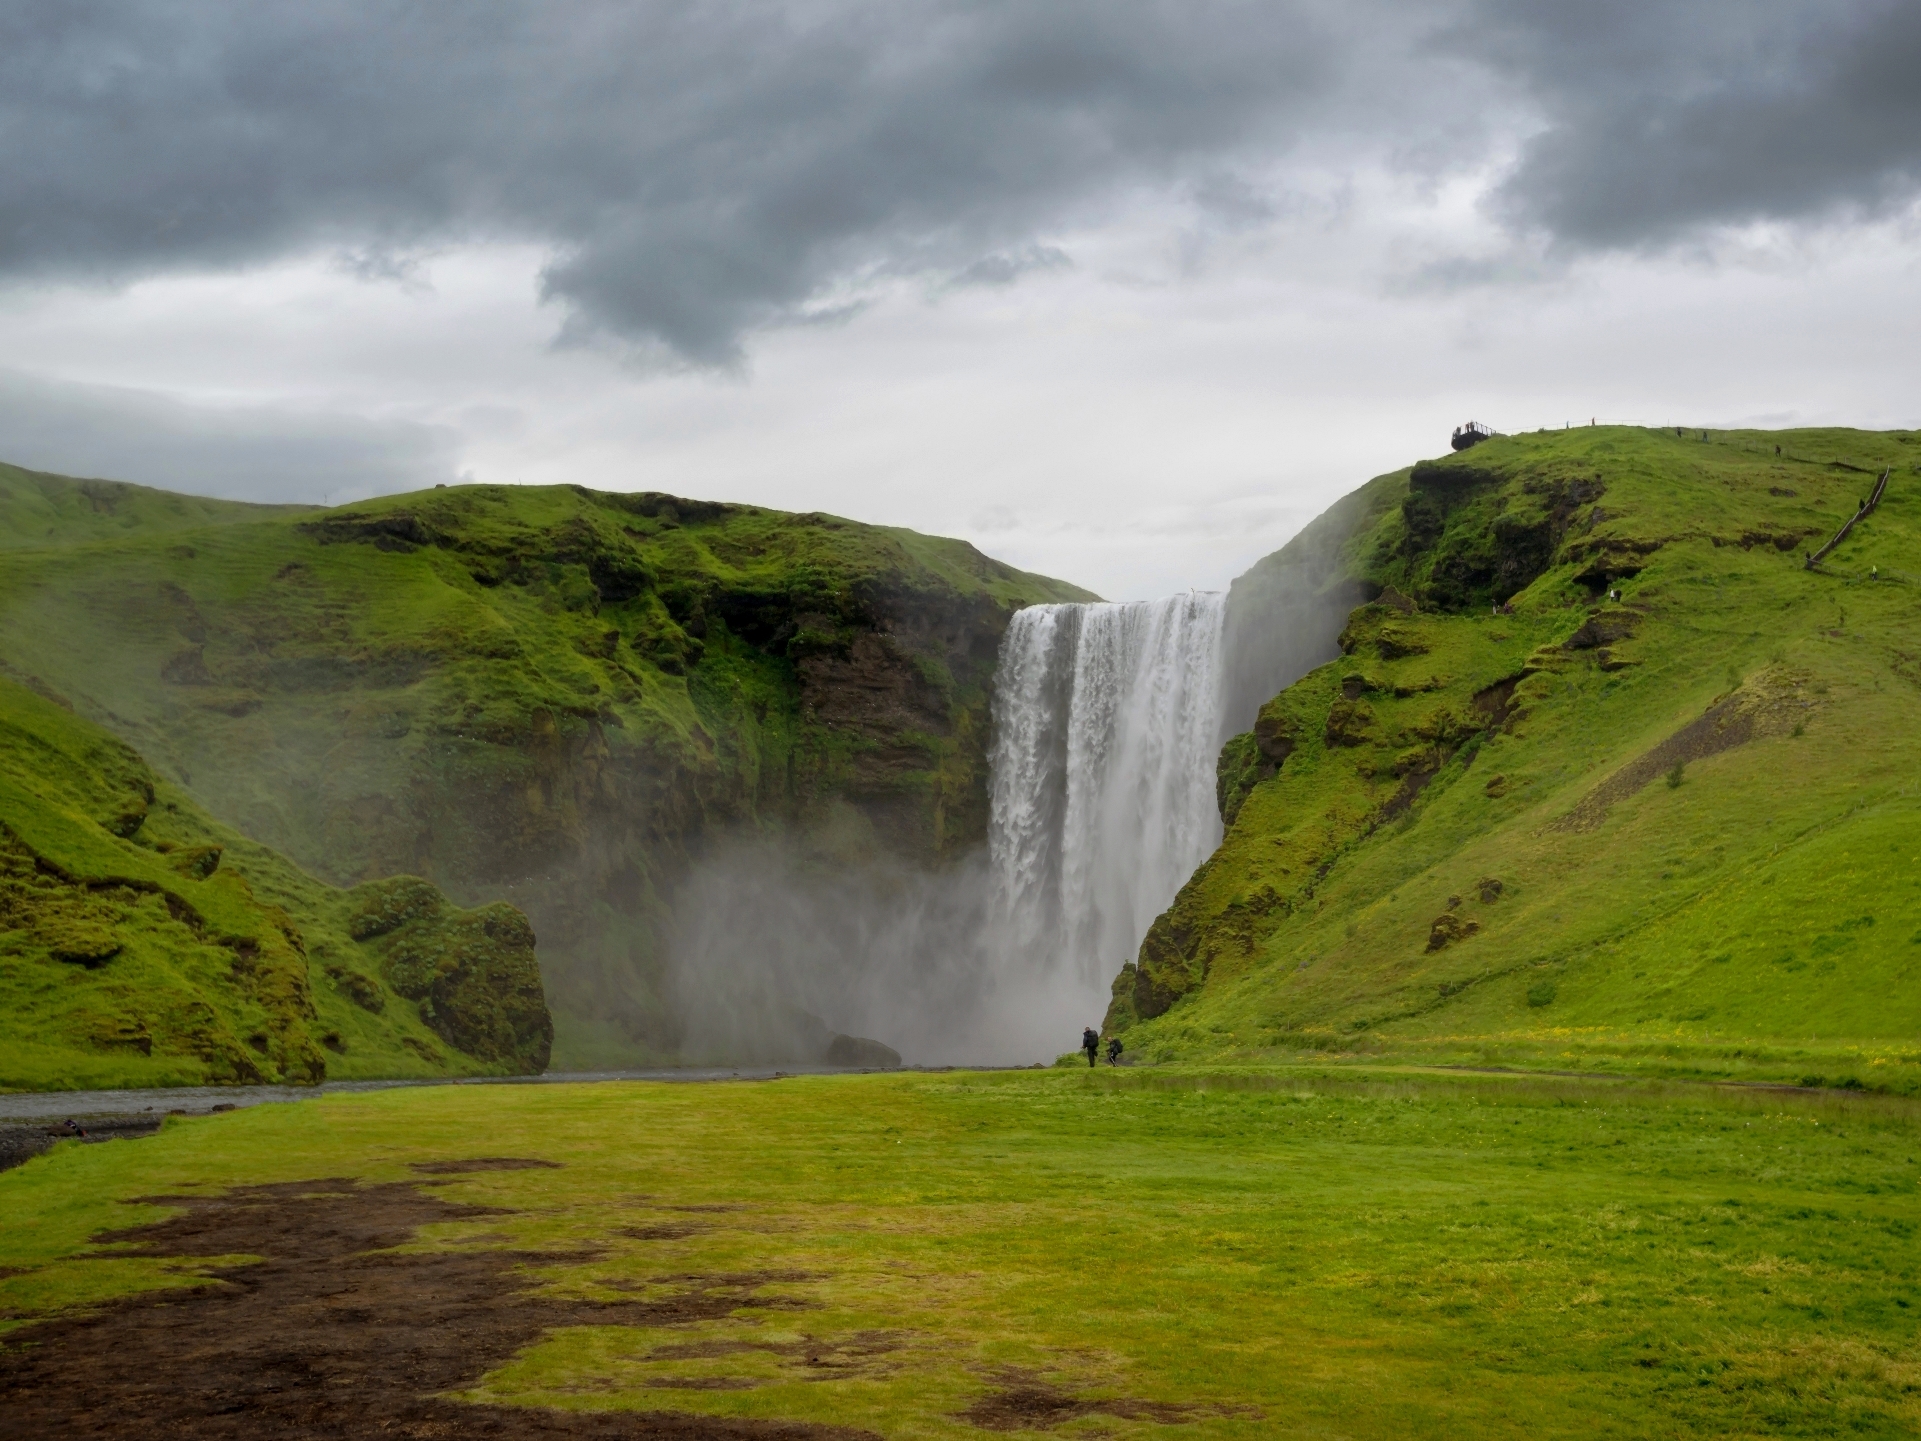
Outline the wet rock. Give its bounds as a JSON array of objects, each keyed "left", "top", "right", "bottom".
[
  {"left": 380, "top": 903, "right": 552, "bottom": 1073},
  {"left": 346, "top": 876, "right": 445, "bottom": 940}
]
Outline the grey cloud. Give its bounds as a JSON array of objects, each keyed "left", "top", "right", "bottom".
[
  {"left": 0, "top": 370, "right": 460, "bottom": 504},
  {"left": 1, "top": 1, "right": 1341, "bottom": 366},
  {"left": 1471, "top": 0, "right": 1921, "bottom": 247},
  {"left": 946, "top": 244, "right": 1072, "bottom": 290},
  {"left": 1190, "top": 172, "right": 1276, "bottom": 231},
  {"left": 4, "top": 1, "right": 1916, "bottom": 371}
]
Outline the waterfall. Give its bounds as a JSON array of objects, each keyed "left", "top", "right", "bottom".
[
  {"left": 665, "top": 589, "right": 1229, "bottom": 1069},
  {"left": 988, "top": 593, "right": 1228, "bottom": 1013}
]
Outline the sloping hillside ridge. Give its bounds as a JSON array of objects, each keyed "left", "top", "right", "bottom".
[
  {"left": 0, "top": 673, "right": 550, "bottom": 1090},
  {"left": 0, "top": 459, "right": 315, "bottom": 551},
  {"left": 1108, "top": 425, "right": 1921, "bottom": 1091},
  {"left": 0, "top": 466, "right": 1093, "bottom": 1067}
]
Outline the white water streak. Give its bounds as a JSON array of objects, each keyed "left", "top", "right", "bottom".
[{"left": 989, "top": 593, "right": 1226, "bottom": 1013}]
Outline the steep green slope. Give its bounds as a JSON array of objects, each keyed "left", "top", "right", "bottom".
[
  {"left": 1110, "top": 426, "right": 1921, "bottom": 1090},
  {"left": 0, "top": 675, "right": 550, "bottom": 1090},
  {"left": 0, "top": 471, "right": 1092, "bottom": 1068},
  {"left": 0, "top": 460, "right": 313, "bottom": 551}
]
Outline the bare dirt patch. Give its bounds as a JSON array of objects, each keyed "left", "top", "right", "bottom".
[
  {"left": 0, "top": 1174, "right": 876, "bottom": 1440},
  {"left": 619, "top": 1222, "right": 709, "bottom": 1241},
  {"left": 601, "top": 1272, "right": 821, "bottom": 1321},
  {"left": 410, "top": 1156, "right": 564, "bottom": 1174},
  {"left": 642, "top": 1331, "right": 908, "bottom": 1378},
  {"left": 957, "top": 1366, "right": 1258, "bottom": 1432},
  {"left": 1550, "top": 682, "right": 1809, "bottom": 834}
]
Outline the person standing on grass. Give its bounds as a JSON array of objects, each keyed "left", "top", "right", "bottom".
[
  {"left": 1106, "top": 1036, "right": 1123, "bottom": 1066},
  {"left": 1082, "top": 1027, "right": 1099, "bottom": 1067}
]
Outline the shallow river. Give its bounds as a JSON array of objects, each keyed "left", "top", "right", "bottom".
[{"left": 0, "top": 1066, "right": 871, "bottom": 1123}]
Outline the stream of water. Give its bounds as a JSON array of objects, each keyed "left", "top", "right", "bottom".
[{"left": 987, "top": 592, "right": 1227, "bottom": 1023}]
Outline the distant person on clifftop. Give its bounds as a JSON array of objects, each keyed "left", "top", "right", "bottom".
[
  {"left": 1082, "top": 1027, "right": 1100, "bottom": 1067},
  {"left": 1107, "top": 1037, "right": 1123, "bottom": 1066}
]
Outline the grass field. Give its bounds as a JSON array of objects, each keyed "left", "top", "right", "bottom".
[{"left": 4, "top": 1069, "right": 1918, "bottom": 1437}]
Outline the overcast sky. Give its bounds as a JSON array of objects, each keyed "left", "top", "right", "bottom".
[{"left": 4, "top": 0, "right": 1918, "bottom": 598}]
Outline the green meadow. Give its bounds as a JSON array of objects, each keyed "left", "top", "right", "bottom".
[{"left": 5, "top": 1069, "right": 1918, "bottom": 1438}]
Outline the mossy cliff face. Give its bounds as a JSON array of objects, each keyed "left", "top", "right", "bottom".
[
  {"left": 0, "top": 674, "right": 549, "bottom": 1090},
  {"left": 0, "top": 467, "right": 1091, "bottom": 1067},
  {"left": 1111, "top": 426, "right": 1921, "bottom": 1090}
]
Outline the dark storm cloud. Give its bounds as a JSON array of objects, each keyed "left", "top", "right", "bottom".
[
  {"left": 1473, "top": 0, "right": 1921, "bottom": 247},
  {"left": 0, "top": 1, "right": 1341, "bottom": 365},
  {"left": 0, "top": 371, "right": 458, "bottom": 503},
  {"left": 3, "top": 1, "right": 1917, "bottom": 366}
]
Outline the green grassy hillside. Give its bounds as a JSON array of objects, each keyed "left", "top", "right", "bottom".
[
  {"left": 0, "top": 467, "right": 1092, "bottom": 1068},
  {"left": 0, "top": 460, "right": 313, "bottom": 551},
  {"left": 0, "top": 674, "right": 550, "bottom": 1090},
  {"left": 1110, "top": 426, "right": 1921, "bottom": 1091}
]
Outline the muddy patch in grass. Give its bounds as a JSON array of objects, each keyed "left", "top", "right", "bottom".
[
  {"left": 599, "top": 1271, "right": 821, "bottom": 1322},
  {"left": 958, "top": 1366, "right": 1259, "bottom": 1432},
  {"left": 410, "top": 1156, "right": 563, "bottom": 1174},
  {"left": 0, "top": 1172, "right": 876, "bottom": 1440},
  {"left": 643, "top": 1330, "right": 908, "bottom": 1373},
  {"left": 618, "top": 1222, "right": 709, "bottom": 1241}
]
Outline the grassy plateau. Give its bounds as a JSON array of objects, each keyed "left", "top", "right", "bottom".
[{"left": 3, "top": 1069, "right": 1918, "bottom": 1438}]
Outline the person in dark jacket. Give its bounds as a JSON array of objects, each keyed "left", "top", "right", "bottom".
[
  {"left": 1106, "top": 1036, "right": 1123, "bottom": 1066},
  {"left": 1082, "top": 1027, "right": 1100, "bottom": 1067}
]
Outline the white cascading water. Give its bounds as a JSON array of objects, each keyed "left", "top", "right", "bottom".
[
  {"left": 988, "top": 593, "right": 1228, "bottom": 1017},
  {"left": 666, "top": 590, "right": 1229, "bottom": 1068}
]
